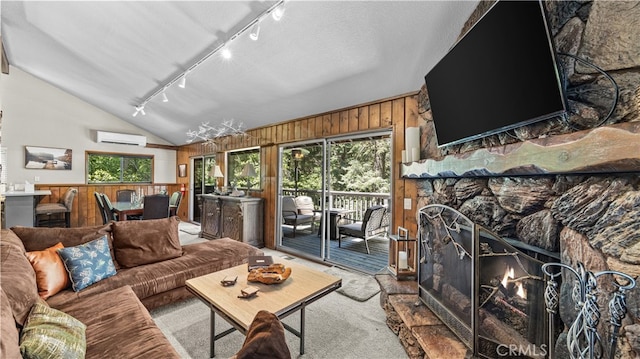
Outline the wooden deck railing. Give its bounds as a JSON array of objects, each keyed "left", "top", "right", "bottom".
[{"left": 282, "top": 189, "right": 390, "bottom": 222}]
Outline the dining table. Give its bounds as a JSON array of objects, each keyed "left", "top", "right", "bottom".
[{"left": 113, "top": 201, "right": 143, "bottom": 221}]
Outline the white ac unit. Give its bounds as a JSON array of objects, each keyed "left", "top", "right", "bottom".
[{"left": 96, "top": 131, "right": 147, "bottom": 146}]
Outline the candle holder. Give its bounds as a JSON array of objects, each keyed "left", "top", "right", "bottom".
[{"left": 388, "top": 226, "right": 417, "bottom": 280}]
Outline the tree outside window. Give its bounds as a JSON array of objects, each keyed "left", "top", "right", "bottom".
[{"left": 87, "top": 153, "right": 152, "bottom": 183}]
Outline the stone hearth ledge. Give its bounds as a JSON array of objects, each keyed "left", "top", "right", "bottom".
[{"left": 376, "top": 273, "right": 472, "bottom": 359}]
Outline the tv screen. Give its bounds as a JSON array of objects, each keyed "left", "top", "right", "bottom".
[{"left": 425, "top": 0, "right": 566, "bottom": 147}]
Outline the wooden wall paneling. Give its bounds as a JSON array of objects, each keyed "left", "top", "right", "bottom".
[
  {"left": 358, "top": 106, "right": 369, "bottom": 131},
  {"left": 77, "top": 186, "right": 88, "bottom": 227},
  {"left": 369, "top": 103, "right": 381, "bottom": 129},
  {"left": 262, "top": 144, "right": 279, "bottom": 249},
  {"left": 403, "top": 95, "right": 419, "bottom": 237},
  {"left": 381, "top": 101, "right": 392, "bottom": 127},
  {"left": 295, "top": 119, "right": 303, "bottom": 140},
  {"left": 339, "top": 110, "right": 349, "bottom": 133},
  {"left": 348, "top": 108, "right": 359, "bottom": 132},
  {"left": 316, "top": 115, "right": 324, "bottom": 137},
  {"left": 307, "top": 118, "right": 316, "bottom": 139},
  {"left": 392, "top": 98, "right": 406, "bottom": 234},
  {"left": 329, "top": 113, "right": 339, "bottom": 136}
]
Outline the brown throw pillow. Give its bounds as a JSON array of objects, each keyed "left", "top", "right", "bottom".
[
  {"left": 235, "top": 310, "right": 291, "bottom": 359},
  {"left": 26, "top": 243, "right": 70, "bottom": 300},
  {"left": 112, "top": 216, "right": 182, "bottom": 268}
]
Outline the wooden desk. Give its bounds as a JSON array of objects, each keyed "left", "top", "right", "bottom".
[
  {"left": 3, "top": 190, "right": 52, "bottom": 227},
  {"left": 113, "top": 201, "right": 143, "bottom": 221},
  {"left": 186, "top": 259, "right": 341, "bottom": 357}
]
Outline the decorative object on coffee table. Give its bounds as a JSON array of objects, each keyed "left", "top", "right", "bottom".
[{"left": 247, "top": 263, "right": 291, "bottom": 285}]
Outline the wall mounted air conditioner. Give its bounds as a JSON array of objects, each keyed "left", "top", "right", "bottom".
[{"left": 96, "top": 131, "right": 147, "bottom": 147}]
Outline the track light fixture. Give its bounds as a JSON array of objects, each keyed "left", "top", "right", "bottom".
[
  {"left": 272, "top": 4, "right": 285, "bottom": 21},
  {"left": 132, "top": 0, "right": 285, "bottom": 118},
  {"left": 249, "top": 24, "right": 260, "bottom": 41},
  {"left": 221, "top": 47, "right": 232, "bottom": 60}
]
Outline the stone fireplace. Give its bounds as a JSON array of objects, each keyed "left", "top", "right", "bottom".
[{"left": 390, "top": 1, "right": 640, "bottom": 358}]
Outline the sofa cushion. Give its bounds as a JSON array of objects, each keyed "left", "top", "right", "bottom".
[
  {"left": 54, "top": 286, "right": 180, "bottom": 359},
  {"left": 19, "top": 301, "right": 86, "bottom": 359},
  {"left": 235, "top": 310, "right": 291, "bottom": 359},
  {"left": 57, "top": 236, "right": 117, "bottom": 291},
  {"left": 0, "top": 230, "right": 40, "bottom": 327},
  {"left": 0, "top": 288, "right": 21, "bottom": 359},
  {"left": 11, "top": 224, "right": 119, "bottom": 269},
  {"left": 26, "top": 242, "right": 70, "bottom": 300},
  {"left": 112, "top": 216, "right": 182, "bottom": 268}
]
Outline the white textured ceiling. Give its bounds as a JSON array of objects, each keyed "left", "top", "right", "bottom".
[{"left": 1, "top": 1, "right": 479, "bottom": 145}]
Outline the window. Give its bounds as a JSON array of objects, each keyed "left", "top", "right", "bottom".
[
  {"left": 227, "top": 148, "right": 260, "bottom": 190},
  {"left": 87, "top": 152, "right": 152, "bottom": 183}
]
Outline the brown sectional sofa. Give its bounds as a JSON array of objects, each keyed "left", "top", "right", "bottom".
[{"left": 1, "top": 217, "right": 264, "bottom": 358}]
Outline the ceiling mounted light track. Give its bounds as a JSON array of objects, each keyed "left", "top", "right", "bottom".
[{"left": 132, "top": 0, "right": 286, "bottom": 117}]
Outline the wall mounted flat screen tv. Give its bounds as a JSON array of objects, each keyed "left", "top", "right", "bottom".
[{"left": 425, "top": 0, "right": 567, "bottom": 148}]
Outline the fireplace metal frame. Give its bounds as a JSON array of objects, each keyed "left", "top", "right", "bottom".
[{"left": 417, "top": 204, "right": 549, "bottom": 358}]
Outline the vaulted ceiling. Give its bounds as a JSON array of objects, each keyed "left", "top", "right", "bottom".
[{"left": 1, "top": 1, "right": 479, "bottom": 145}]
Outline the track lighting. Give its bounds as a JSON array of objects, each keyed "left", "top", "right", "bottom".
[
  {"left": 249, "top": 24, "right": 260, "bottom": 41},
  {"left": 272, "top": 4, "right": 285, "bottom": 21},
  {"left": 131, "top": 0, "right": 285, "bottom": 116},
  {"left": 221, "top": 47, "right": 232, "bottom": 60}
]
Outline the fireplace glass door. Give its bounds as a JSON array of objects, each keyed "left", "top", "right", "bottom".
[{"left": 418, "top": 204, "right": 549, "bottom": 359}]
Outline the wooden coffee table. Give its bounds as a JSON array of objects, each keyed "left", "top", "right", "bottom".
[{"left": 186, "top": 258, "right": 341, "bottom": 358}]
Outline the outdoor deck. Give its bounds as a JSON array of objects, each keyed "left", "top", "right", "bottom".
[{"left": 280, "top": 226, "right": 389, "bottom": 274}]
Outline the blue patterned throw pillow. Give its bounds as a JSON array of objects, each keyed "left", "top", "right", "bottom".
[{"left": 57, "top": 235, "right": 116, "bottom": 291}]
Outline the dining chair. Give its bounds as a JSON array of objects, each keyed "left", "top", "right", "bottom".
[
  {"left": 94, "top": 192, "right": 109, "bottom": 224},
  {"left": 116, "top": 189, "right": 136, "bottom": 203},
  {"left": 100, "top": 193, "right": 119, "bottom": 222},
  {"left": 35, "top": 188, "right": 78, "bottom": 227},
  {"left": 168, "top": 191, "right": 182, "bottom": 217},
  {"left": 142, "top": 194, "right": 170, "bottom": 220}
]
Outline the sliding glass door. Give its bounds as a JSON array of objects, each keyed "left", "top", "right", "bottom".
[
  {"left": 276, "top": 131, "right": 392, "bottom": 273},
  {"left": 190, "top": 156, "right": 216, "bottom": 223}
]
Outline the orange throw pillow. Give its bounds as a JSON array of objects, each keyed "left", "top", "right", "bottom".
[{"left": 26, "top": 242, "right": 70, "bottom": 300}]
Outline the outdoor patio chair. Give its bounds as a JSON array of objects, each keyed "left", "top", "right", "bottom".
[
  {"left": 338, "top": 205, "right": 389, "bottom": 254},
  {"left": 282, "top": 196, "right": 314, "bottom": 238},
  {"left": 294, "top": 195, "right": 321, "bottom": 232}
]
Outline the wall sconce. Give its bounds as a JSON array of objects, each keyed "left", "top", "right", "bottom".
[{"left": 178, "top": 164, "right": 187, "bottom": 178}]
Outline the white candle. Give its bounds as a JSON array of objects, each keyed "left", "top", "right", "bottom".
[
  {"left": 401, "top": 150, "right": 407, "bottom": 163},
  {"left": 405, "top": 127, "right": 420, "bottom": 162},
  {"left": 398, "top": 251, "right": 408, "bottom": 270},
  {"left": 411, "top": 147, "right": 419, "bottom": 162}
]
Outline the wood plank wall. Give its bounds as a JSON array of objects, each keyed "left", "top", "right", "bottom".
[
  {"left": 178, "top": 92, "right": 420, "bottom": 249},
  {"left": 33, "top": 184, "right": 181, "bottom": 227}
]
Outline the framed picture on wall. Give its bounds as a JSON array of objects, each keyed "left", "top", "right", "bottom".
[
  {"left": 24, "top": 146, "right": 72, "bottom": 170},
  {"left": 178, "top": 163, "right": 187, "bottom": 177}
]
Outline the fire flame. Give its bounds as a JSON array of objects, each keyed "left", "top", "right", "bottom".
[{"left": 501, "top": 266, "right": 526, "bottom": 299}]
